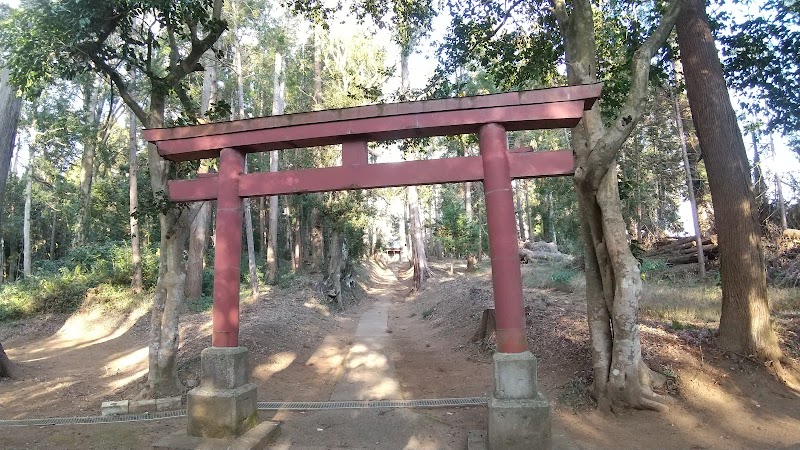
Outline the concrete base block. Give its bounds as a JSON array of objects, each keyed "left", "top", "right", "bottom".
[
  {"left": 188, "top": 383, "right": 258, "bottom": 438},
  {"left": 488, "top": 351, "right": 551, "bottom": 449},
  {"left": 187, "top": 347, "right": 258, "bottom": 439},
  {"left": 153, "top": 421, "right": 280, "bottom": 450},
  {"left": 488, "top": 394, "right": 551, "bottom": 450},
  {"left": 101, "top": 400, "right": 129, "bottom": 416},
  {"left": 200, "top": 347, "right": 250, "bottom": 389},
  {"left": 492, "top": 351, "right": 538, "bottom": 399}
]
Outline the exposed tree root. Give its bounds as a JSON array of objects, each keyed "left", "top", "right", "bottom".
[
  {"left": 603, "top": 360, "right": 672, "bottom": 413},
  {"left": 771, "top": 358, "right": 800, "bottom": 394}
]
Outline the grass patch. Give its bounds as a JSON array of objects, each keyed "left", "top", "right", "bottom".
[
  {"left": 83, "top": 284, "right": 147, "bottom": 312},
  {"left": 421, "top": 308, "right": 435, "bottom": 319},
  {"left": 641, "top": 278, "right": 800, "bottom": 326},
  {"left": 640, "top": 280, "right": 722, "bottom": 325},
  {"left": 524, "top": 261, "right": 584, "bottom": 293},
  {"left": 770, "top": 287, "right": 800, "bottom": 313},
  {"left": 186, "top": 295, "right": 214, "bottom": 313}
]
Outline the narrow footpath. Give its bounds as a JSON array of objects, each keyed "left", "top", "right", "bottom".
[{"left": 267, "top": 264, "right": 478, "bottom": 449}]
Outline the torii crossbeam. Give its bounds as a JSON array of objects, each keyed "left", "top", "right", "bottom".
[{"left": 142, "top": 83, "right": 601, "bottom": 448}]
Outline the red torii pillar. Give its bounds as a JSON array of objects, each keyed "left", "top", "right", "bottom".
[
  {"left": 213, "top": 148, "right": 245, "bottom": 348},
  {"left": 480, "top": 123, "right": 550, "bottom": 449},
  {"left": 480, "top": 123, "right": 527, "bottom": 353}
]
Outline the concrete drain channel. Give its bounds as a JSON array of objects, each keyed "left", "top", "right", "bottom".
[{"left": 0, "top": 396, "right": 488, "bottom": 427}]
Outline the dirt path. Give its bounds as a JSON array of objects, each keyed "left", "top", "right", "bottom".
[
  {"left": 268, "top": 262, "right": 487, "bottom": 449},
  {"left": 1, "top": 259, "right": 799, "bottom": 449}
]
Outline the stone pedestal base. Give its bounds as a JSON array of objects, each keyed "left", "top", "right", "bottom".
[
  {"left": 488, "top": 394, "right": 551, "bottom": 449},
  {"left": 487, "top": 351, "right": 551, "bottom": 450},
  {"left": 187, "top": 347, "right": 258, "bottom": 439}
]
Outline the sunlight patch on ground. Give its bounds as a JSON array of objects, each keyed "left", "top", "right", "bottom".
[
  {"left": 104, "top": 346, "right": 148, "bottom": 376},
  {"left": 303, "top": 300, "right": 331, "bottom": 316},
  {"left": 345, "top": 344, "right": 390, "bottom": 370},
  {"left": 107, "top": 368, "right": 148, "bottom": 391},
  {"left": 254, "top": 351, "right": 297, "bottom": 376},
  {"left": 0, "top": 379, "right": 79, "bottom": 419},
  {"left": 403, "top": 435, "right": 445, "bottom": 449},
  {"left": 304, "top": 335, "right": 347, "bottom": 379},
  {"left": 16, "top": 304, "right": 149, "bottom": 359}
]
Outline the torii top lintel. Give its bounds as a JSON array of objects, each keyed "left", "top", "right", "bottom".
[{"left": 142, "top": 83, "right": 602, "bottom": 162}]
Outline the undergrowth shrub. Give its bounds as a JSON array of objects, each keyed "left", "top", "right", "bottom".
[
  {"left": 524, "top": 261, "right": 582, "bottom": 293},
  {"left": 0, "top": 242, "right": 158, "bottom": 322}
]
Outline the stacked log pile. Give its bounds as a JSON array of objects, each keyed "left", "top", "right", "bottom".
[
  {"left": 768, "top": 229, "right": 800, "bottom": 287},
  {"left": 643, "top": 235, "right": 718, "bottom": 265},
  {"left": 518, "top": 241, "right": 574, "bottom": 264}
]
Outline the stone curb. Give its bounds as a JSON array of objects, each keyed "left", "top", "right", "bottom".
[{"left": 101, "top": 396, "right": 183, "bottom": 416}]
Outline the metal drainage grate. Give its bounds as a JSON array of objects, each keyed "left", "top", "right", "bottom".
[
  {"left": 257, "top": 396, "right": 488, "bottom": 410},
  {"left": 0, "top": 397, "right": 488, "bottom": 427},
  {"left": 0, "top": 409, "right": 187, "bottom": 427}
]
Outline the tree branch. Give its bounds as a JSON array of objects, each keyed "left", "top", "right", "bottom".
[
  {"left": 166, "top": 20, "right": 226, "bottom": 87},
  {"left": 89, "top": 55, "right": 148, "bottom": 125},
  {"left": 586, "top": 0, "right": 682, "bottom": 189},
  {"left": 174, "top": 83, "right": 198, "bottom": 118},
  {"left": 549, "top": 0, "right": 569, "bottom": 30}
]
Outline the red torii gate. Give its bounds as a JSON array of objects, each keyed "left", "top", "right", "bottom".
[{"left": 143, "top": 83, "right": 601, "bottom": 449}]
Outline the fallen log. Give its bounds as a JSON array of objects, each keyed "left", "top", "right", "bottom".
[
  {"left": 676, "top": 244, "right": 717, "bottom": 256},
  {"left": 783, "top": 228, "right": 800, "bottom": 241},
  {"left": 524, "top": 241, "right": 559, "bottom": 253},
  {"left": 653, "top": 236, "right": 695, "bottom": 249},
  {"left": 644, "top": 237, "right": 713, "bottom": 257}
]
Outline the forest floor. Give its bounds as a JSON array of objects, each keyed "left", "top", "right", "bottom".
[{"left": 0, "top": 258, "right": 799, "bottom": 449}]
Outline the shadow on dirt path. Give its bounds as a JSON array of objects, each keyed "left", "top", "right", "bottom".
[{"left": 268, "top": 261, "right": 489, "bottom": 449}]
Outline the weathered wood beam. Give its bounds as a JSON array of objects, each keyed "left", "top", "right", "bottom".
[{"left": 166, "top": 149, "right": 574, "bottom": 202}]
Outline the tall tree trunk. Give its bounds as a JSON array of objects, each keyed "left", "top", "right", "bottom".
[
  {"left": 547, "top": 190, "right": 557, "bottom": 245},
  {"left": 408, "top": 183, "right": 432, "bottom": 289},
  {"left": 310, "top": 206, "right": 324, "bottom": 272},
  {"left": 232, "top": 20, "right": 259, "bottom": 298},
  {"left": 266, "top": 51, "right": 285, "bottom": 284},
  {"left": 0, "top": 66, "right": 22, "bottom": 241},
  {"left": 676, "top": 0, "right": 782, "bottom": 362},
  {"left": 259, "top": 195, "right": 267, "bottom": 260},
  {"left": 142, "top": 95, "right": 193, "bottom": 398},
  {"left": 293, "top": 202, "right": 302, "bottom": 271},
  {"left": 326, "top": 229, "right": 343, "bottom": 307},
  {"left": 465, "top": 181, "right": 473, "bottom": 221},
  {"left": 515, "top": 182, "right": 526, "bottom": 241},
  {"left": 400, "top": 49, "right": 431, "bottom": 286},
  {"left": 308, "top": 28, "right": 326, "bottom": 271},
  {"left": 750, "top": 133, "right": 769, "bottom": 229},
  {"left": 0, "top": 67, "right": 18, "bottom": 373},
  {"left": 244, "top": 160, "right": 259, "bottom": 297},
  {"left": 76, "top": 79, "right": 100, "bottom": 246},
  {"left": 772, "top": 136, "right": 788, "bottom": 230},
  {"left": 185, "top": 45, "right": 218, "bottom": 300},
  {"left": 524, "top": 180, "right": 534, "bottom": 242},
  {"left": 551, "top": 0, "right": 680, "bottom": 411},
  {"left": 313, "top": 24, "right": 325, "bottom": 108},
  {"left": 185, "top": 202, "right": 211, "bottom": 300},
  {"left": 23, "top": 162, "right": 32, "bottom": 278},
  {"left": 0, "top": 341, "right": 15, "bottom": 378},
  {"left": 49, "top": 209, "right": 57, "bottom": 260},
  {"left": 129, "top": 110, "right": 143, "bottom": 293},
  {"left": 673, "top": 85, "right": 705, "bottom": 277}
]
